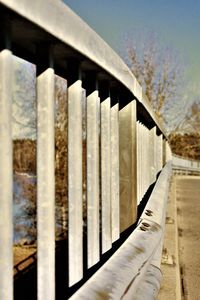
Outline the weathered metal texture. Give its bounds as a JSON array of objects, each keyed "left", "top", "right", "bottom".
[
  {"left": 0, "top": 50, "right": 13, "bottom": 300},
  {"left": 159, "top": 134, "right": 163, "bottom": 171},
  {"left": 140, "top": 124, "right": 144, "bottom": 198},
  {"left": 68, "top": 80, "right": 83, "bottom": 286},
  {"left": 149, "top": 127, "right": 157, "bottom": 184},
  {"left": 101, "top": 98, "right": 112, "bottom": 253},
  {"left": 140, "top": 124, "right": 143, "bottom": 200},
  {"left": 156, "top": 134, "right": 163, "bottom": 173},
  {"left": 119, "top": 101, "right": 137, "bottom": 233},
  {"left": 82, "top": 88, "right": 87, "bottom": 238},
  {"left": 70, "top": 220, "right": 162, "bottom": 300},
  {"left": 148, "top": 128, "right": 152, "bottom": 185},
  {"left": 166, "top": 142, "right": 171, "bottom": 162},
  {"left": 136, "top": 122, "right": 140, "bottom": 205},
  {"left": 69, "top": 162, "right": 172, "bottom": 300},
  {"left": 140, "top": 162, "right": 172, "bottom": 226},
  {"left": 137, "top": 121, "right": 145, "bottom": 204},
  {"left": 37, "top": 68, "right": 55, "bottom": 300},
  {"left": 155, "top": 135, "right": 159, "bottom": 174},
  {"left": 146, "top": 127, "right": 150, "bottom": 187},
  {"left": 143, "top": 125, "right": 146, "bottom": 195},
  {"left": 137, "top": 160, "right": 171, "bottom": 299},
  {"left": 110, "top": 103, "right": 120, "bottom": 242},
  {"left": 139, "top": 123, "right": 143, "bottom": 200},
  {"left": 162, "top": 139, "right": 166, "bottom": 165},
  {"left": 129, "top": 265, "right": 162, "bottom": 300},
  {"left": 143, "top": 125, "right": 146, "bottom": 197},
  {"left": 144, "top": 125, "right": 149, "bottom": 194},
  {"left": 138, "top": 122, "right": 141, "bottom": 204},
  {"left": 141, "top": 124, "right": 145, "bottom": 198},
  {"left": 87, "top": 91, "right": 100, "bottom": 268}
]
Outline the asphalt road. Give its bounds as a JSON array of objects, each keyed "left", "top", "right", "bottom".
[{"left": 176, "top": 176, "right": 200, "bottom": 300}]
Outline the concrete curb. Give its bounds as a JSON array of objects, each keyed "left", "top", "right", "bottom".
[{"left": 157, "top": 176, "right": 181, "bottom": 300}]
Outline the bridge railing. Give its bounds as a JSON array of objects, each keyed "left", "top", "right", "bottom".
[
  {"left": 0, "top": 1, "right": 172, "bottom": 299},
  {"left": 172, "top": 154, "right": 200, "bottom": 174}
]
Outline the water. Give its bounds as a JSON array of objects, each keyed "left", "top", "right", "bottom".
[{"left": 13, "top": 172, "right": 36, "bottom": 245}]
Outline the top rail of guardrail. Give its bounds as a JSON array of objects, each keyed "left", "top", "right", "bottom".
[{"left": 0, "top": 0, "right": 166, "bottom": 136}]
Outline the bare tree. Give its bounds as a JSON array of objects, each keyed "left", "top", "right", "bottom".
[
  {"left": 174, "top": 101, "right": 200, "bottom": 133},
  {"left": 12, "top": 56, "right": 36, "bottom": 140},
  {"left": 124, "top": 31, "right": 186, "bottom": 132}
]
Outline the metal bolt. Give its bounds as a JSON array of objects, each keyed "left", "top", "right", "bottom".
[
  {"left": 142, "top": 222, "right": 150, "bottom": 227},
  {"left": 145, "top": 209, "right": 153, "bottom": 216},
  {"left": 140, "top": 226, "right": 148, "bottom": 231}
]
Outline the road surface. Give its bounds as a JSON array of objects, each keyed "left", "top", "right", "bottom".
[
  {"left": 176, "top": 176, "right": 200, "bottom": 299},
  {"left": 158, "top": 175, "right": 200, "bottom": 300}
]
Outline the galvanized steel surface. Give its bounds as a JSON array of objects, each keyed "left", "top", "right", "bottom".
[
  {"left": 101, "top": 98, "right": 112, "bottom": 253},
  {"left": 110, "top": 103, "right": 120, "bottom": 242},
  {"left": 0, "top": 0, "right": 168, "bottom": 135},
  {"left": 0, "top": 2, "right": 176, "bottom": 299},
  {"left": 87, "top": 91, "right": 100, "bottom": 268},
  {"left": 0, "top": 0, "right": 141, "bottom": 101},
  {"left": 172, "top": 154, "right": 200, "bottom": 172},
  {"left": 37, "top": 69, "right": 55, "bottom": 300},
  {"left": 0, "top": 50, "right": 13, "bottom": 300},
  {"left": 68, "top": 81, "right": 83, "bottom": 286},
  {"left": 119, "top": 101, "right": 137, "bottom": 232},
  {"left": 69, "top": 162, "right": 172, "bottom": 300}
]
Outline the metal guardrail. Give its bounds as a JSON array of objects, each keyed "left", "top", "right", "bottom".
[
  {"left": 0, "top": 1, "right": 173, "bottom": 300},
  {"left": 70, "top": 162, "right": 172, "bottom": 300},
  {"left": 172, "top": 154, "right": 200, "bottom": 173}
]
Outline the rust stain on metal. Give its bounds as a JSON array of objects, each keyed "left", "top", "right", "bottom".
[
  {"left": 96, "top": 289, "right": 111, "bottom": 300},
  {"left": 134, "top": 245, "right": 145, "bottom": 254}
]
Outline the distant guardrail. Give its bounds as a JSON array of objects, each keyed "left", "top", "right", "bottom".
[{"left": 172, "top": 154, "right": 200, "bottom": 173}]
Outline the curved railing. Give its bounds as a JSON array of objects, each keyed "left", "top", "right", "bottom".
[
  {"left": 0, "top": 1, "right": 172, "bottom": 299},
  {"left": 70, "top": 162, "right": 172, "bottom": 300}
]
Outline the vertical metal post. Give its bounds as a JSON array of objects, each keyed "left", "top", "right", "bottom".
[
  {"left": 37, "top": 68, "right": 55, "bottom": 300},
  {"left": 101, "top": 97, "right": 112, "bottom": 253},
  {"left": 139, "top": 123, "right": 142, "bottom": 203},
  {"left": 136, "top": 122, "right": 139, "bottom": 205},
  {"left": 87, "top": 90, "right": 100, "bottom": 268},
  {"left": 157, "top": 134, "right": 163, "bottom": 172},
  {"left": 0, "top": 50, "right": 13, "bottom": 300},
  {"left": 160, "top": 134, "right": 163, "bottom": 169},
  {"left": 68, "top": 80, "right": 83, "bottom": 285},
  {"left": 119, "top": 100, "right": 137, "bottom": 233},
  {"left": 150, "top": 127, "right": 157, "bottom": 184},
  {"left": 141, "top": 124, "right": 144, "bottom": 198},
  {"left": 137, "top": 122, "right": 142, "bottom": 204},
  {"left": 111, "top": 103, "right": 120, "bottom": 242}
]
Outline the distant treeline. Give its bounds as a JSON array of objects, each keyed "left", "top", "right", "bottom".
[
  {"left": 13, "top": 134, "right": 68, "bottom": 242},
  {"left": 169, "top": 133, "right": 200, "bottom": 161}
]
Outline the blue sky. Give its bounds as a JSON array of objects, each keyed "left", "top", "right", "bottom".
[{"left": 64, "top": 0, "right": 200, "bottom": 101}]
